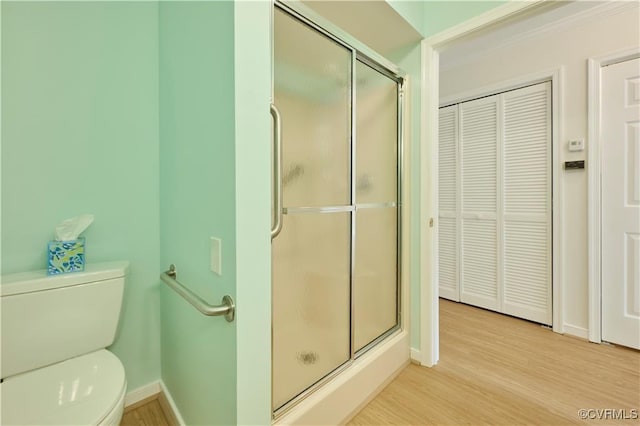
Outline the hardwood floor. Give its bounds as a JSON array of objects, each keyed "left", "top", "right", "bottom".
[
  {"left": 122, "top": 299, "right": 639, "bottom": 425},
  {"left": 121, "top": 398, "right": 171, "bottom": 426},
  {"left": 348, "top": 299, "right": 640, "bottom": 425}
]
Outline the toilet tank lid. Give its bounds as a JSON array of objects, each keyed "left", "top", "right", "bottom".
[{"left": 0, "top": 261, "right": 130, "bottom": 296}]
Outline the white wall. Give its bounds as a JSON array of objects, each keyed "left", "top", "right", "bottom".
[{"left": 439, "top": 4, "right": 640, "bottom": 336}]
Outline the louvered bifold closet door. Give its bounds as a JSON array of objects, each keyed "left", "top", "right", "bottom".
[
  {"left": 439, "top": 105, "right": 459, "bottom": 301},
  {"left": 460, "top": 96, "right": 499, "bottom": 311},
  {"left": 501, "top": 82, "right": 552, "bottom": 325}
]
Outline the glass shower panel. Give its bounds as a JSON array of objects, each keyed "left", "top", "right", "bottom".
[
  {"left": 274, "top": 8, "right": 351, "bottom": 209},
  {"left": 353, "top": 208, "right": 398, "bottom": 352},
  {"left": 355, "top": 60, "right": 398, "bottom": 204},
  {"left": 273, "top": 8, "right": 354, "bottom": 412},
  {"left": 272, "top": 212, "right": 351, "bottom": 410}
]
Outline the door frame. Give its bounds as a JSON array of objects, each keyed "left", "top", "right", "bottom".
[
  {"left": 438, "top": 70, "right": 562, "bottom": 329},
  {"left": 419, "top": 1, "right": 547, "bottom": 367},
  {"left": 587, "top": 47, "right": 640, "bottom": 343}
]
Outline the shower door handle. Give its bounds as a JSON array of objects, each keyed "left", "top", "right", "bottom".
[{"left": 271, "top": 104, "right": 284, "bottom": 240}]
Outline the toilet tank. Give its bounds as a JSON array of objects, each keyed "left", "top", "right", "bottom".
[{"left": 0, "top": 261, "right": 128, "bottom": 380}]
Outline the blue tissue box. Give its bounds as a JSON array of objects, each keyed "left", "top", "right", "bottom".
[{"left": 47, "top": 238, "right": 85, "bottom": 275}]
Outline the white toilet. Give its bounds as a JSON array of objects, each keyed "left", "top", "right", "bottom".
[{"left": 0, "top": 261, "right": 129, "bottom": 425}]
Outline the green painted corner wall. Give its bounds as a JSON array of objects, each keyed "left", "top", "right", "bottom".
[
  {"left": 158, "top": 2, "right": 237, "bottom": 425},
  {"left": 387, "top": 0, "right": 426, "bottom": 36},
  {"left": 386, "top": 42, "right": 422, "bottom": 351},
  {"left": 1, "top": 0, "right": 512, "bottom": 418},
  {"left": 388, "top": 0, "right": 507, "bottom": 38},
  {"left": 423, "top": 1, "right": 507, "bottom": 37},
  {"left": 233, "top": 1, "right": 272, "bottom": 424},
  {"left": 1, "top": 1, "right": 161, "bottom": 390}
]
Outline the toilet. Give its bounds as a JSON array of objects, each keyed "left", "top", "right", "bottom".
[{"left": 0, "top": 261, "right": 129, "bottom": 425}]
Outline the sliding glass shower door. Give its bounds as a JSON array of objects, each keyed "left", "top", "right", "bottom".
[
  {"left": 272, "top": 6, "right": 352, "bottom": 412},
  {"left": 272, "top": 5, "right": 401, "bottom": 415},
  {"left": 353, "top": 60, "right": 399, "bottom": 353}
]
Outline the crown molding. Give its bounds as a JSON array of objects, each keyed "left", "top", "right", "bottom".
[
  {"left": 424, "top": 1, "right": 544, "bottom": 48},
  {"left": 440, "top": 1, "right": 638, "bottom": 72}
]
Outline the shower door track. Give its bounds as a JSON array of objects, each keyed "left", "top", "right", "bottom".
[{"left": 272, "top": 0, "right": 406, "bottom": 420}]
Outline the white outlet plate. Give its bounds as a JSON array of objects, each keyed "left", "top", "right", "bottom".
[{"left": 210, "top": 237, "right": 222, "bottom": 276}]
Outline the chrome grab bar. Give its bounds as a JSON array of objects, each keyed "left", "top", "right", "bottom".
[
  {"left": 160, "top": 264, "right": 235, "bottom": 322},
  {"left": 271, "top": 104, "right": 284, "bottom": 240}
]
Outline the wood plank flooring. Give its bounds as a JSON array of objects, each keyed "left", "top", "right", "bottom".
[
  {"left": 121, "top": 398, "right": 171, "bottom": 426},
  {"left": 348, "top": 299, "right": 640, "bottom": 425},
  {"left": 122, "top": 299, "right": 639, "bottom": 425}
]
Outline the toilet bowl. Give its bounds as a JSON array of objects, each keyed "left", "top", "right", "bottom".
[
  {"left": 1, "top": 350, "right": 127, "bottom": 425},
  {"left": 0, "top": 262, "right": 129, "bottom": 425}
]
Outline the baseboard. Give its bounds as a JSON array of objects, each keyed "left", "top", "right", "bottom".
[
  {"left": 563, "top": 323, "right": 589, "bottom": 340},
  {"left": 159, "top": 380, "right": 186, "bottom": 426},
  {"left": 275, "top": 331, "right": 410, "bottom": 426},
  {"left": 410, "top": 348, "right": 421, "bottom": 364},
  {"left": 124, "top": 381, "right": 161, "bottom": 408}
]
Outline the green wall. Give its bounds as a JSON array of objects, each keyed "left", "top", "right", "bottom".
[
  {"left": 233, "top": 1, "right": 272, "bottom": 424},
  {"left": 387, "top": 0, "right": 506, "bottom": 38},
  {"left": 423, "top": 1, "right": 506, "bottom": 37},
  {"left": 387, "top": 0, "right": 426, "bottom": 36},
  {"left": 386, "top": 42, "right": 422, "bottom": 350},
  {"left": 1, "top": 1, "right": 161, "bottom": 390},
  {"left": 2, "top": 2, "right": 515, "bottom": 421},
  {"left": 158, "top": 2, "right": 237, "bottom": 424}
]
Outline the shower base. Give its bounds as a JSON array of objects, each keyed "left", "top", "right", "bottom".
[{"left": 274, "top": 330, "right": 409, "bottom": 425}]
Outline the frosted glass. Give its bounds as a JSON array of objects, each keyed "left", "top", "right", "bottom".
[
  {"left": 272, "top": 212, "right": 351, "bottom": 410},
  {"left": 355, "top": 61, "right": 398, "bottom": 204},
  {"left": 353, "top": 208, "right": 398, "bottom": 352},
  {"left": 274, "top": 9, "right": 351, "bottom": 208}
]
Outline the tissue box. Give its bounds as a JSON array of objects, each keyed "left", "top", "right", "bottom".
[{"left": 47, "top": 238, "right": 85, "bottom": 275}]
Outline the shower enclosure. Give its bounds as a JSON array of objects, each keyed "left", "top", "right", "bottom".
[{"left": 271, "top": 3, "right": 404, "bottom": 417}]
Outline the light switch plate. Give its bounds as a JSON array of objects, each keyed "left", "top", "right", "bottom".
[
  {"left": 568, "top": 139, "right": 584, "bottom": 152},
  {"left": 210, "top": 237, "right": 222, "bottom": 276}
]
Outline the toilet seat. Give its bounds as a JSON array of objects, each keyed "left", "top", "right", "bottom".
[{"left": 0, "top": 349, "right": 126, "bottom": 426}]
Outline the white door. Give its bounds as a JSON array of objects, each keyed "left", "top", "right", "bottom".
[
  {"left": 439, "top": 105, "right": 460, "bottom": 301},
  {"left": 459, "top": 96, "right": 499, "bottom": 312},
  {"left": 501, "top": 83, "right": 552, "bottom": 325},
  {"left": 438, "top": 82, "right": 552, "bottom": 324},
  {"left": 601, "top": 57, "right": 640, "bottom": 350}
]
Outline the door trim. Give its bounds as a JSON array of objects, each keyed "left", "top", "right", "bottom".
[
  {"left": 587, "top": 47, "right": 640, "bottom": 343},
  {"left": 420, "top": 1, "right": 548, "bottom": 367}
]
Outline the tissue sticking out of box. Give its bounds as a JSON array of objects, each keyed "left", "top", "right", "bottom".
[{"left": 55, "top": 214, "right": 94, "bottom": 241}]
